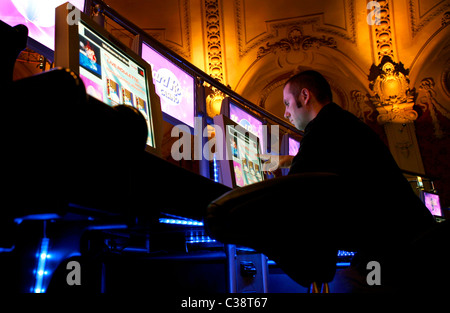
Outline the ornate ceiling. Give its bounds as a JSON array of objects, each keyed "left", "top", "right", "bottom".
[
  {"left": 101, "top": 0, "right": 450, "bottom": 121},
  {"left": 99, "top": 0, "right": 450, "bottom": 206}
]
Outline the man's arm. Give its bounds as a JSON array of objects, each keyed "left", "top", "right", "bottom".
[{"left": 259, "top": 154, "right": 295, "bottom": 172}]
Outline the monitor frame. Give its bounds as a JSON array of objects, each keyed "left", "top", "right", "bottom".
[
  {"left": 213, "top": 114, "right": 265, "bottom": 189},
  {"left": 54, "top": 2, "right": 163, "bottom": 156}
]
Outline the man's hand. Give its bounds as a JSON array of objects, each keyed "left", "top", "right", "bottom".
[{"left": 259, "top": 154, "right": 294, "bottom": 172}]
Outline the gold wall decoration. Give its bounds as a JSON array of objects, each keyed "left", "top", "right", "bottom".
[
  {"left": 442, "top": 60, "right": 450, "bottom": 98},
  {"left": 204, "top": 0, "right": 225, "bottom": 84},
  {"left": 368, "top": 55, "right": 414, "bottom": 109},
  {"left": 371, "top": 0, "right": 395, "bottom": 63},
  {"left": 409, "top": 1, "right": 450, "bottom": 37},
  {"left": 257, "top": 76, "right": 289, "bottom": 109},
  {"left": 234, "top": 0, "right": 356, "bottom": 59},
  {"left": 205, "top": 84, "right": 226, "bottom": 117},
  {"left": 416, "top": 77, "right": 450, "bottom": 139},
  {"left": 256, "top": 27, "right": 337, "bottom": 59},
  {"left": 349, "top": 90, "right": 375, "bottom": 123},
  {"left": 442, "top": 11, "right": 450, "bottom": 26}
]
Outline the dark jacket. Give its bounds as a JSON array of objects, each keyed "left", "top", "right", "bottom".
[{"left": 289, "top": 102, "right": 435, "bottom": 261}]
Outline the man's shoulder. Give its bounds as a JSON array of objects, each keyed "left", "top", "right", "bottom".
[{"left": 312, "top": 102, "right": 364, "bottom": 131}]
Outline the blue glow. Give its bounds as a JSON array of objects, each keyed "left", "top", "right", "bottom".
[
  {"left": 14, "top": 213, "right": 60, "bottom": 224},
  {"left": 336, "top": 262, "right": 351, "bottom": 267},
  {"left": 186, "top": 238, "right": 216, "bottom": 244},
  {"left": 337, "top": 250, "right": 355, "bottom": 257},
  {"left": 0, "top": 246, "right": 15, "bottom": 253},
  {"left": 213, "top": 154, "right": 219, "bottom": 183},
  {"left": 87, "top": 224, "right": 128, "bottom": 230},
  {"left": 186, "top": 230, "right": 217, "bottom": 244},
  {"left": 34, "top": 238, "right": 50, "bottom": 293},
  {"left": 159, "top": 218, "right": 204, "bottom": 227},
  {"left": 268, "top": 251, "right": 355, "bottom": 268}
]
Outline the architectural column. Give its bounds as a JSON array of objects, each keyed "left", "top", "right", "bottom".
[
  {"left": 203, "top": 0, "right": 226, "bottom": 117},
  {"left": 367, "top": 0, "right": 425, "bottom": 174}
]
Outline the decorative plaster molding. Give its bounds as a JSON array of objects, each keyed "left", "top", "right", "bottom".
[
  {"left": 204, "top": 0, "right": 225, "bottom": 83},
  {"left": 368, "top": 56, "right": 414, "bottom": 108},
  {"left": 256, "top": 27, "right": 337, "bottom": 59},
  {"left": 235, "top": 0, "right": 355, "bottom": 58},
  {"left": 409, "top": 1, "right": 450, "bottom": 37},
  {"left": 314, "top": 0, "right": 356, "bottom": 44},
  {"left": 442, "top": 60, "right": 450, "bottom": 98},
  {"left": 376, "top": 102, "right": 418, "bottom": 124},
  {"left": 367, "top": 55, "right": 419, "bottom": 124},
  {"left": 372, "top": 0, "right": 395, "bottom": 63},
  {"left": 442, "top": 10, "right": 450, "bottom": 26},
  {"left": 417, "top": 77, "right": 450, "bottom": 138},
  {"left": 349, "top": 90, "right": 376, "bottom": 123},
  {"left": 257, "top": 74, "right": 291, "bottom": 109}
]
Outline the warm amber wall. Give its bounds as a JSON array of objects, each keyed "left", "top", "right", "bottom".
[{"left": 101, "top": 0, "right": 450, "bottom": 207}]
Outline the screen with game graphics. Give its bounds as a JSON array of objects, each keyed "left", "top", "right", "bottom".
[
  {"left": 288, "top": 137, "right": 300, "bottom": 156},
  {"left": 0, "top": 0, "right": 85, "bottom": 51},
  {"left": 226, "top": 124, "right": 264, "bottom": 187},
  {"left": 214, "top": 114, "right": 264, "bottom": 188},
  {"left": 141, "top": 42, "right": 195, "bottom": 128},
  {"left": 422, "top": 191, "right": 442, "bottom": 217},
  {"left": 229, "top": 101, "right": 265, "bottom": 152},
  {"left": 76, "top": 21, "right": 156, "bottom": 147}
]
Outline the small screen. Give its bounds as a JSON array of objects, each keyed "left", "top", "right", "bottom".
[
  {"left": 288, "top": 137, "right": 300, "bottom": 156},
  {"left": 0, "top": 0, "right": 85, "bottom": 51},
  {"left": 227, "top": 125, "right": 264, "bottom": 187},
  {"left": 141, "top": 42, "right": 195, "bottom": 128},
  {"left": 423, "top": 192, "right": 442, "bottom": 217},
  {"left": 229, "top": 102, "right": 265, "bottom": 152},
  {"left": 77, "top": 21, "right": 155, "bottom": 147}
]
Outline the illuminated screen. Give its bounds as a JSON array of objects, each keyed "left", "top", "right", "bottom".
[
  {"left": 141, "top": 42, "right": 195, "bottom": 128},
  {"left": 423, "top": 192, "right": 442, "bottom": 217},
  {"left": 77, "top": 21, "right": 155, "bottom": 147},
  {"left": 229, "top": 102, "right": 264, "bottom": 151},
  {"left": 227, "top": 125, "right": 264, "bottom": 187},
  {"left": 0, "top": 0, "right": 85, "bottom": 50},
  {"left": 288, "top": 137, "right": 300, "bottom": 156}
]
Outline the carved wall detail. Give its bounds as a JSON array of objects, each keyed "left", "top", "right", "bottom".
[
  {"left": 409, "top": 1, "right": 450, "bottom": 37},
  {"left": 314, "top": 0, "right": 356, "bottom": 44},
  {"left": 204, "top": 0, "right": 225, "bottom": 84},
  {"left": 257, "top": 27, "right": 337, "bottom": 59},
  {"left": 371, "top": 0, "right": 395, "bottom": 63},
  {"left": 442, "top": 10, "right": 450, "bottom": 26},
  {"left": 257, "top": 74, "right": 292, "bottom": 109},
  {"left": 368, "top": 56, "right": 413, "bottom": 107},
  {"left": 442, "top": 60, "right": 450, "bottom": 98},
  {"left": 349, "top": 90, "right": 375, "bottom": 124},
  {"left": 416, "top": 77, "right": 450, "bottom": 139},
  {"left": 234, "top": 0, "right": 355, "bottom": 58}
]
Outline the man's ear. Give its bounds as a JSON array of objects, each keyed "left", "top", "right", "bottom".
[{"left": 300, "top": 88, "right": 311, "bottom": 105}]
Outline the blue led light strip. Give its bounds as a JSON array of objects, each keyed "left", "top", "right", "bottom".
[
  {"left": 186, "top": 238, "right": 217, "bottom": 244},
  {"left": 33, "top": 238, "right": 50, "bottom": 293},
  {"left": 159, "top": 213, "right": 204, "bottom": 226},
  {"left": 186, "top": 230, "right": 216, "bottom": 244},
  {"left": 337, "top": 250, "right": 355, "bottom": 257},
  {"left": 213, "top": 154, "right": 219, "bottom": 183},
  {"left": 159, "top": 218, "right": 204, "bottom": 226}
]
